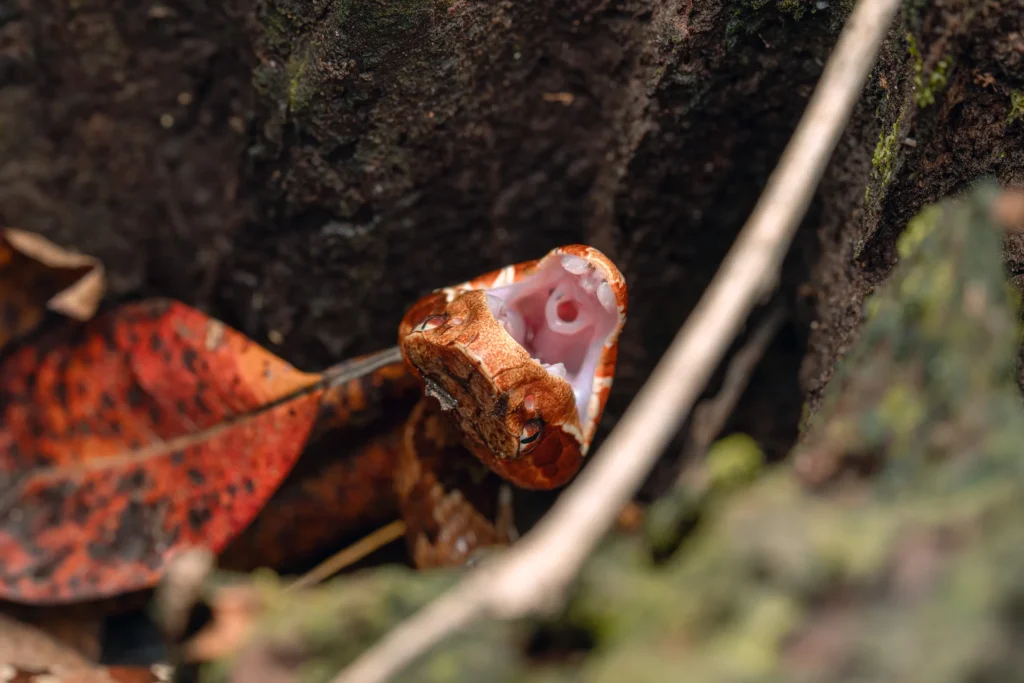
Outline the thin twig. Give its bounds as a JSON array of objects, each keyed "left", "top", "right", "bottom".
[
  {"left": 331, "top": 0, "right": 902, "bottom": 680},
  {"left": 287, "top": 520, "right": 407, "bottom": 592},
  {"left": 685, "top": 303, "right": 787, "bottom": 458}
]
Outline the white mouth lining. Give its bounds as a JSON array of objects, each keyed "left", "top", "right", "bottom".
[{"left": 483, "top": 255, "right": 619, "bottom": 422}]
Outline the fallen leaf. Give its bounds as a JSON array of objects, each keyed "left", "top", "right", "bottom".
[
  {"left": 217, "top": 423, "right": 411, "bottom": 574},
  {"left": 0, "top": 228, "right": 105, "bottom": 349},
  {"left": 0, "top": 611, "right": 169, "bottom": 682},
  {"left": 218, "top": 347, "right": 419, "bottom": 574},
  {"left": 152, "top": 549, "right": 265, "bottom": 666},
  {"left": 180, "top": 583, "right": 268, "bottom": 663},
  {"left": 0, "top": 611, "right": 98, "bottom": 670},
  {"left": 10, "top": 609, "right": 103, "bottom": 660},
  {"left": 0, "top": 299, "right": 404, "bottom": 604}
]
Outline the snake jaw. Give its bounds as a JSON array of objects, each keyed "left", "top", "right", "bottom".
[
  {"left": 421, "top": 375, "right": 459, "bottom": 413},
  {"left": 479, "top": 245, "right": 626, "bottom": 449},
  {"left": 399, "top": 245, "right": 626, "bottom": 489}
]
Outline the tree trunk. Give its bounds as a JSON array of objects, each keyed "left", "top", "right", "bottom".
[{"left": 3, "top": 0, "right": 1020, "bottom": 457}]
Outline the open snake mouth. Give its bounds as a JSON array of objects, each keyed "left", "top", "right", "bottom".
[{"left": 483, "top": 253, "right": 621, "bottom": 424}]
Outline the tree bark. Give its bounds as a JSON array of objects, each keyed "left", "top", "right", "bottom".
[{"left": 4, "top": 1, "right": 1018, "bottom": 471}]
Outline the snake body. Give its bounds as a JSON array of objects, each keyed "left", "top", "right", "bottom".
[{"left": 394, "top": 245, "right": 627, "bottom": 565}]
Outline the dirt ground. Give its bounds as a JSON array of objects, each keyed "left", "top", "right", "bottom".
[{"left": 0, "top": 0, "right": 1022, "bottom": 664}]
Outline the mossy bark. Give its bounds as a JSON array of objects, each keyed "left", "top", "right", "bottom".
[
  {"left": 0, "top": 0, "right": 839, "bottom": 470},
  {"left": 3, "top": 0, "right": 1018, "bottom": 469},
  {"left": 801, "top": 0, "right": 1024, "bottom": 416}
]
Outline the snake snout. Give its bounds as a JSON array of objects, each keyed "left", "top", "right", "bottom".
[{"left": 397, "top": 245, "right": 627, "bottom": 489}]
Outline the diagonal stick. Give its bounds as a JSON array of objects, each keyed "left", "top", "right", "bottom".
[{"left": 330, "top": 0, "right": 903, "bottom": 680}]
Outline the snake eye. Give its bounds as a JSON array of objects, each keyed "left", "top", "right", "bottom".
[
  {"left": 416, "top": 314, "right": 448, "bottom": 332},
  {"left": 518, "top": 418, "right": 544, "bottom": 454}
]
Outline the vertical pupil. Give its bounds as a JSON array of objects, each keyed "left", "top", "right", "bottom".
[
  {"left": 520, "top": 419, "right": 543, "bottom": 445},
  {"left": 419, "top": 314, "right": 447, "bottom": 330}
]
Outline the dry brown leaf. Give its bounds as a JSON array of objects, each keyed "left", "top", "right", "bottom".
[
  {"left": 180, "top": 584, "right": 267, "bottom": 663},
  {"left": 10, "top": 610, "right": 103, "bottom": 661},
  {"left": 0, "top": 612, "right": 97, "bottom": 670},
  {"left": 153, "top": 549, "right": 266, "bottom": 663},
  {"left": 0, "top": 228, "right": 105, "bottom": 349},
  {"left": 0, "top": 612, "right": 170, "bottom": 682}
]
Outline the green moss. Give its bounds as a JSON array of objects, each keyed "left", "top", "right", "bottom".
[
  {"left": 776, "top": 0, "right": 808, "bottom": 20},
  {"left": 872, "top": 121, "right": 900, "bottom": 186},
  {"left": 735, "top": 0, "right": 825, "bottom": 20},
  {"left": 798, "top": 400, "right": 812, "bottom": 434},
  {"left": 708, "top": 591, "right": 802, "bottom": 676},
  {"left": 907, "top": 32, "right": 952, "bottom": 107},
  {"left": 877, "top": 383, "right": 926, "bottom": 453},
  {"left": 809, "top": 183, "right": 1020, "bottom": 490},
  {"left": 896, "top": 203, "right": 942, "bottom": 259},
  {"left": 1008, "top": 90, "right": 1024, "bottom": 124},
  {"left": 725, "top": 0, "right": 829, "bottom": 48},
  {"left": 861, "top": 113, "right": 904, "bottom": 220},
  {"left": 1006, "top": 280, "right": 1024, "bottom": 315},
  {"left": 643, "top": 487, "right": 701, "bottom": 559},
  {"left": 199, "top": 567, "right": 529, "bottom": 683},
  {"left": 286, "top": 47, "right": 315, "bottom": 112},
  {"left": 706, "top": 434, "right": 764, "bottom": 491}
]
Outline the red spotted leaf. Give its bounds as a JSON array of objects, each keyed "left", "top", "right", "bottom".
[
  {"left": 220, "top": 359, "right": 421, "bottom": 573},
  {"left": 0, "top": 298, "right": 402, "bottom": 604}
]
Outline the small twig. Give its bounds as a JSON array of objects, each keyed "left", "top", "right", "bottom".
[
  {"left": 323, "top": 347, "right": 405, "bottom": 387},
  {"left": 154, "top": 548, "right": 217, "bottom": 644},
  {"left": 287, "top": 520, "right": 407, "bottom": 592},
  {"left": 331, "top": 0, "right": 902, "bottom": 680},
  {"left": 686, "top": 303, "right": 787, "bottom": 458}
]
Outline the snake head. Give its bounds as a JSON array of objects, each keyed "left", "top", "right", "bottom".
[{"left": 399, "top": 245, "right": 627, "bottom": 489}]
